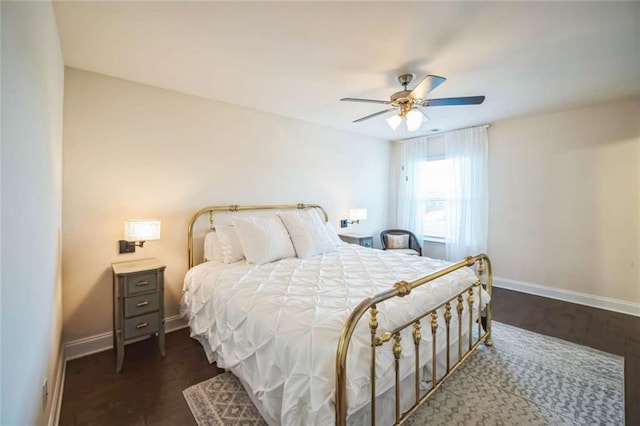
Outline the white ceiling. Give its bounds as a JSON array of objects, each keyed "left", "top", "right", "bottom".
[{"left": 53, "top": 1, "right": 640, "bottom": 141}]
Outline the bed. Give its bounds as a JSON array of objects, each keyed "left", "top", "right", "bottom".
[{"left": 181, "top": 204, "right": 493, "bottom": 425}]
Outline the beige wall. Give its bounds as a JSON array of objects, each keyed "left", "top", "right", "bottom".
[
  {"left": 1, "top": 1, "right": 64, "bottom": 424},
  {"left": 488, "top": 98, "right": 640, "bottom": 303},
  {"left": 62, "top": 68, "right": 391, "bottom": 342}
]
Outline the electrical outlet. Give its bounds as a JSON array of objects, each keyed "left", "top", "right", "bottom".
[{"left": 42, "top": 378, "right": 48, "bottom": 410}]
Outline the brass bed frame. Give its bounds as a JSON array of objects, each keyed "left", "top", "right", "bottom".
[{"left": 187, "top": 204, "right": 493, "bottom": 426}]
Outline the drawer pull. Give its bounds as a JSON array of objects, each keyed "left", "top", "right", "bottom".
[
  {"left": 136, "top": 301, "right": 149, "bottom": 307},
  {"left": 136, "top": 281, "right": 149, "bottom": 286},
  {"left": 136, "top": 322, "right": 149, "bottom": 329}
]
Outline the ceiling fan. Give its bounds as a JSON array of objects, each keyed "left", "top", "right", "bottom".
[{"left": 341, "top": 73, "right": 485, "bottom": 132}]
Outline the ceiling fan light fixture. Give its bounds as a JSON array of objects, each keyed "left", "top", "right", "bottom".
[
  {"left": 405, "top": 109, "right": 423, "bottom": 132},
  {"left": 385, "top": 114, "right": 402, "bottom": 131}
]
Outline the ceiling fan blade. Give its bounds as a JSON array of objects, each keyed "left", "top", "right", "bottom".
[
  {"left": 353, "top": 108, "right": 395, "bottom": 123},
  {"left": 416, "top": 106, "right": 430, "bottom": 121},
  {"left": 425, "top": 96, "right": 485, "bottom": 107},
  {"left": 341, "top": 97, "right": 390, "bottom": 105},
  {"left": 409, "top": 75, "right": 446, "bottom": 100}
]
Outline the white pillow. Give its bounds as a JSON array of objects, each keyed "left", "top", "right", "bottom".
[
  {"left": 216, "top": 225, "right": 245, "bottom": 263},
  {"left": 204, "top": 231, "right": 224, "bottom": 262},
  {"left": 231, "top": 215, "right": 296, "bottom": 264},
  {"left": 279, "top": 210, "right": 336, "bottom": 258},
  {"left": 323, "top": 221, "right": 345, "bottom": 247}
]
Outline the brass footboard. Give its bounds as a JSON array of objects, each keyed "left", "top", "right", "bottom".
[{"left": 335, "top": 254, "right": 493, "bottom": 425}]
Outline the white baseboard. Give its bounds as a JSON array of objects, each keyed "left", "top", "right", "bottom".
[
  {"left": 48, "top": 345, "right": 65, "bottom": 426},
  {"left": 493, "top": 276, "right": 640, "bottom": 317},
  {"left": 64, "top": 315, "right": 188, "bottom": 361}
]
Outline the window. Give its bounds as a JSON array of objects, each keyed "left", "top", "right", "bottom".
[
  {"left": 417, "top": 158, "right": 453, "bottom": 240},
  {"left": 398, "top": 127, "right": 488, "bottom": 260}
]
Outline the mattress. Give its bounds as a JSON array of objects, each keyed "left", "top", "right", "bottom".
[{"left": 181, "top": 245, "right": 489, "bottom": 425}]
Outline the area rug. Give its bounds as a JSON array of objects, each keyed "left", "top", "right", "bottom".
[{"left": 183, "top": 322, "right": 624, "bottom": 425}]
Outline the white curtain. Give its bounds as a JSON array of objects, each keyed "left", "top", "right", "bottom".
[
  {"left": 397, "top": 137, "right": 429, "bottom": 240},
  {"left": 444, "top": 126, "right": 488, "bottom": 261},
  {"left": 396, "top": 126, "right": 488, "bottom": 261}
]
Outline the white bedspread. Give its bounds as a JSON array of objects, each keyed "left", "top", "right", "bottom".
[{"left": 181, "top": 245, "right": 488, "bottom": 425}]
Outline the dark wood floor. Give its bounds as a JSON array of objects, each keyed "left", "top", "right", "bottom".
[
  {"left": 59, "top": 332, "right": 222, "bottom": 425},
  {"left": 59, "top": 287, "right": 640, "bottom": 425}
]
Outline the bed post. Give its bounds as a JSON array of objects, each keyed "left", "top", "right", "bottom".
[{"left": 479, "top": 257, "right": 493, "bottom": 346}]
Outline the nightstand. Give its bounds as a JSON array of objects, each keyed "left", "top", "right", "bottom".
[
  {"left": 112, "top": 258, "right": 166, "bottom": 373},
  {"left": 339, "top": 232, "right": 374, "bottom": 248}
]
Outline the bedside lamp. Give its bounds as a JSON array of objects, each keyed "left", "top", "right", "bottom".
[
  {"left": 340, "top": 208, "right": 367, "bottom": 228},
  {"left": 119, "top": 219, "right": 161, "bottom": 253}
]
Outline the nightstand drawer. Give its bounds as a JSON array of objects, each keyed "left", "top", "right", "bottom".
[
  {"left": 124, "top": 312, "right": 160, "bottom": 339},
  {"left": 124, "top": 293, "right": 159, "bottom": 318},
  {"left": 125, "top": 272, "right": 157, "bottom": 296},
  {"left": 361, "top": 237, "right": 373, "bottom": 248}
]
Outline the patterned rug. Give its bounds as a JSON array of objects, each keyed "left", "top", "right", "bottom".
[{"left": 183, "top": 322, "right": 624, "bottom": 425}]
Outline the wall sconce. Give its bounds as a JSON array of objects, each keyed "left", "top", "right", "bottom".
[
  {"left": 340, "top": 208, "right": 367, "bottom": 228},
  {"left": 119, "top": 219, "right": 161, "bottom": 253}
]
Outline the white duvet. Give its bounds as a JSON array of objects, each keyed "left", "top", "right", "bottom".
[{"left": 181, "top": 245, "right": 488, "bottom": 425}]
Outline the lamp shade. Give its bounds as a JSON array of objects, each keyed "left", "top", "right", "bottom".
[
  {"left": 385, "top": 114, "right": 402, "bottom": 131},
  {"left": 405, "top": 109, "right": 424, "bottom": 132},
  {"left": 348, "top": 208, "right": 367, "bottom": 221},
  {"left": 124, "top": 219, "right": 161, "bottom": 241}
]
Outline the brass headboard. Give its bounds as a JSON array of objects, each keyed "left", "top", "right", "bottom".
[{"left": 187, "top": 203, "right": 328, "bottom": 268}]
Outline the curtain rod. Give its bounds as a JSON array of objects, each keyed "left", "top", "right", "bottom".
[{"left": 395, "top": 123, "right": 490, "bottom": 143}]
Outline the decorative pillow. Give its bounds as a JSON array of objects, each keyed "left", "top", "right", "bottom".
[
  {"left": 216, "top": 225, "right": 246, "bottom": 263},
  {"left": 386, "top": 234, "right": 410, "bottom": 249},
  {"left": 204, "top": 231, "right": 224, "bottom": 262},
  {"left": 231, "top": 215, "right": 296, "bottom": 264},
  {"left": 279, "top": 210, "right": 336, "bottom": 258}
]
